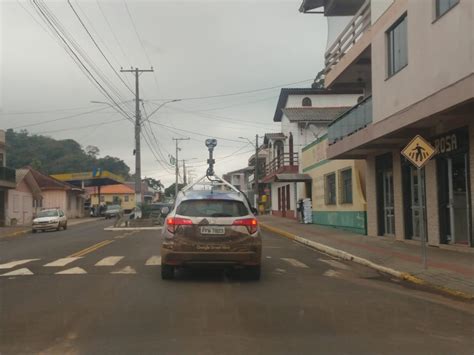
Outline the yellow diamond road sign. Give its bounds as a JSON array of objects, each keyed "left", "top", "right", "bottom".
[{"left": 402, "top": 135, "right": 436, "bottom": 169}]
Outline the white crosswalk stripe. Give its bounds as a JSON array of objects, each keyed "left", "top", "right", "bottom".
[
  {"left": 44, "top": 257, "right": 82, "bottom": 267},
  {"left": 145, "top": 256, "right": 161, "bottom": 266},
  {"left": 56, "top": 267, "right": 87, "bottom": 275},
  {"left": 281, "top": 258, "right": 309, "bottom": 268},
  {"left": 95, "top": 256, "right": 124, "bottom": 266},
  {"left": 0, "top": 259, "right": 40, "bottom": 269},
  {"left": 318, "top": 258, "right": 350, "bottom": 270},
  {"left": 111, "top": 266, "right": 136, "bottom": 274},
  {"left": 0, "top": 268, "right": 34, "bottom": 276}
]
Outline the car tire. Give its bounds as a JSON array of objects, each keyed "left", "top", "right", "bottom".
[
  {"left": 63, "top": 222, "right": 67, "bottom": 230},
  {"left": 244, "top": 265, "right": 261, "bottom": 281},
  {"left": 56, "top": 224, "right": 61, "bottom": 231},
  {"left": 161, "top": 264, "right": 175, "bottom": 280},
  {"left": 32, "top": 229, "right": 37, "bottom": 234}
]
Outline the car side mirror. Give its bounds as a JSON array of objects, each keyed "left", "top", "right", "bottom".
[
  {"left": 251, "top": 207, "right": 258, "bottom": 215},
  {"left": 161, "top": 207, "right": 170, "bottom": 215}
]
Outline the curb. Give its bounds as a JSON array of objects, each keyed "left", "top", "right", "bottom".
[
  {"left": 0, "top": 228, "right": 31, "bottom": 239},
  {"left": 260, "top": 222, "right": 474, "bottom": 301}
]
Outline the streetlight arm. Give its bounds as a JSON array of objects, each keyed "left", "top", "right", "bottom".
[{"left": 141, "top": 99, "right": 181, "bottom": 123}]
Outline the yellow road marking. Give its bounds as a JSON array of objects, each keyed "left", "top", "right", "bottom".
[{"left": 68, "top": 240, "right": 114, "bottom": 258}]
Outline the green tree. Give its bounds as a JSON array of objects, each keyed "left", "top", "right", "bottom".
[
  {"left": 164, "top": 183, "right": 185, "bottom": 197},
  {"left": 143, "top": 177, "right": 164, "bottom": 192}
]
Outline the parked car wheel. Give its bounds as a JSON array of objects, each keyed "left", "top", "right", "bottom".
[
  {"left": 63, "top": 222, "right": 67, "bottom": 230},
  {"left": 32, "top": 229, "right": 37, "bottom": 234},
  {"left": 161, "top": 264, "right": 175, "bottom": 280}
]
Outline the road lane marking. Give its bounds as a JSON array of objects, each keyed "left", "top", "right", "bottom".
[
  {"left": 111, "top": 266, "right": 136, "bottom": 274},
  {"left": 323, "top": 269, "right": 342, "bottom": 278},
  {"left": 56, "top": 267, "right": 87, "bottom": 275},
  {"left": 281, "top": 258, "right": 309, "bottom": 268},
  {"left": 318, "top": 258, "right": 350, "bottom": 270},
  {"left": 0, "top": 259, "right": 39, "bottom": 269},
  {"left": 145, "top": 256, "right": 161, "bottom": 266},
  {"left": 95, "top": 256, "right": 124, "bottom": 266},
  {"left": 44, "top": 257, "right": 82, "bottom": 267},
  {"left": 0, "top": 268, "right": 34, "bottom": 276},
  {"left": 68, "top": 240, "right": 114, "bottom": 258}
]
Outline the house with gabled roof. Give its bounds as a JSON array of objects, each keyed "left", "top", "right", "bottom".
[{"left": 261, "top": 87, "right": 361, "bottom": 219}]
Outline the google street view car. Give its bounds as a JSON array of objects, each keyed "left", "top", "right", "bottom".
[{"left": 160, "top": 139, "right": 262, "bottom": 280}]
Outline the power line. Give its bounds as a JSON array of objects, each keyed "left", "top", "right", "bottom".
[
  {"left": 33, "top": 117, "right": 125, "bottom": 134},
  {"left": 148, "top": 120, "right": 248, "bottom": 143},
  {"left": 95, "top": 0, "right": 131, "bottom": 68},
  {"left": 8, "top": 106, "right": 112, "bottom": 129},
  {"left": 67, "top": 0, "right": 134, "bottom": 95},
  {"left": 122, "top": 1, "right": 161, "bottom": 93},
  {"left": 149, "top": 78, "right": 313, "bottom": 102},
  {"left": 30, "top": 0, "right": 134, "bottom": 123}
]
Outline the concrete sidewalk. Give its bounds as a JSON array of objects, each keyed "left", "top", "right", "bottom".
[
  {"left": 0, "top": 217, "right": 99, "bottom": 239},
  {"left": 259, "top": 215, "right": 474, "bottom": 300}
]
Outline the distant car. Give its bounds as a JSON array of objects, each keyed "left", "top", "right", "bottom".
[
  {"left": 32, "top": 208, "right": 67, "bottom": 233},
  {"left": 160, "top": 190, "right": 262, "bottom": 280},
  {"left": 104, "top": 204, "right": 122, "bottom": 219}
]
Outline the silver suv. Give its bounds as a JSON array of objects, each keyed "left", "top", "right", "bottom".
[{"left": 160, "top": 189, "right": 262, "bottom": 280}]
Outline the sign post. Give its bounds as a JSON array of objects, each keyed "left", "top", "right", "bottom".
[{"left": 401, "top": 135, "right": 437, "bottom": 269}]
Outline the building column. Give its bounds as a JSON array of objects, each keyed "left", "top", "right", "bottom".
[
  {"left": 425, "top": 159, "right": 440, "bottom": 246},
  {"left": 469, "top": 124, "right": 474, "bottom": 244},
  {"left": 393, "top": 151, "right": 405, "bottom": 241},
  {"left": 366, "top": 155, "right": 378, "bottom": 236}
]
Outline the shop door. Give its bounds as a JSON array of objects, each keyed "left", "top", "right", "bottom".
[
  {"left": 383, "top": 170, "right": 395, "bottom": 236},
  {"left": 409, "top": 167, "right": 426, "bottom": 240},
  {"left": 281, "top": 187, "right": 286, "bottom": 217},
  {"left": 447, "top": 154, "right": 470, "bottom": 245}
]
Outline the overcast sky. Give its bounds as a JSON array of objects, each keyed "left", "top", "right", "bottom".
[{"left": 1, "top": 0, "right": 327, "bottom": 187}]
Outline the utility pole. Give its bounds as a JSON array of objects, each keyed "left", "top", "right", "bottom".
[
  {"left": 255, "top": 134, "right": 259, "bottom": 208},
  {"left": 182, "top": 160, "right": 187, "bottom": 185},
  {"left": 120, "top": 67, "right": 154, "bottom": 206},
  {"left": 172, "top": 137, "right": 190, "bottom": 198}
]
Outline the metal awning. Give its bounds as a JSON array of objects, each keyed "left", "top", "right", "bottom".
[
  {"left": 50, "top": 170, "right": 124, "bottom": 188},
  {"left": 268, "top": 173, "right": 312, "bottom": 183}
]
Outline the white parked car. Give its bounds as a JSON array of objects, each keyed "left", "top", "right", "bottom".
[{"left": 32, "top": 208, "right": 68, "bottom": 233}]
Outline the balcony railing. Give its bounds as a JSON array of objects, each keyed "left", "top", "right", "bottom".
[
  {"left": 0, "top": 166, "right": 16, "bottom": 184},
  {"left": 265, "top": 153, "right": 299, "bottom": 176},
  {"left": 328, "top": 95, "right": 372, "bottom": 145},
  {"left": 324, "top": 0, "right": 371, "bottom": 72}
]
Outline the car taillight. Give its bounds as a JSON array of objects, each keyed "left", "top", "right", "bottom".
[
  {"left": 166, "top": 217, "right": 193, "bottom": 233},
  {"left": 232, "top": 218, "right": 258, "bottom": 234}
]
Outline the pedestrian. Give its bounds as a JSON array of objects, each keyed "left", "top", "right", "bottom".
[{"left": 297, "top": 199, "right": 303, "bottom": 223}]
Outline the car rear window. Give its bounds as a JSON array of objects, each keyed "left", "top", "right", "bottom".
[{"left": 176, "top": 199, "right": 249, "bottom": 217}]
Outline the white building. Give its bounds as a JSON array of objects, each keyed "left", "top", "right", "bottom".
[{"left": 262, "top": 88, "right": 361, "bottom": 219}]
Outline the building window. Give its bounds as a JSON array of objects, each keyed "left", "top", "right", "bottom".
[
  {"left": 325, "top": 173, "right": 336, "bottom": 205},
  {"left": 339, "top": 168, "right": 353, "bottom": 204},
  {"left": 124, "top": 195, "right": 129, "bottom": 202},
  {"left": 387, "top": 14, "right": 408, "bottom": 77},
  {"left": 302, "top": 97, "right": 312, "bottom": 107},
  {"left": 436, "top": 0, "right": 459, "bottom": 18},
  {"left": 13, "top": 195, "right": 19, "bottom": 212}
]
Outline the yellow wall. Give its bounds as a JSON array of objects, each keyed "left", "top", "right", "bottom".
[
  {"left": 302, "top": 135, "right": 366, "bottom": 213},
  {"left": 90, "top": 193, "right": 135, "bottom": 210}
]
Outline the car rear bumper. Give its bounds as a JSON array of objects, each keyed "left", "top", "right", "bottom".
[{"left": 161, "top": 248, "right": 261, "bottom": 266}]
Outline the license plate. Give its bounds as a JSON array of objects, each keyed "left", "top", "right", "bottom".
[{"left": 200, "top": 226, "right": 225, "bottom": 235}]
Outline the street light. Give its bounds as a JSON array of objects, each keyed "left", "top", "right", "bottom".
[{"left": 141, "top": 99, "right": 181, "bottom": 123}]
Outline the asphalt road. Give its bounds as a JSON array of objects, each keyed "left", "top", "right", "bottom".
[{"left": 0, "top": 221, "right": 473, "bottom": 355}]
